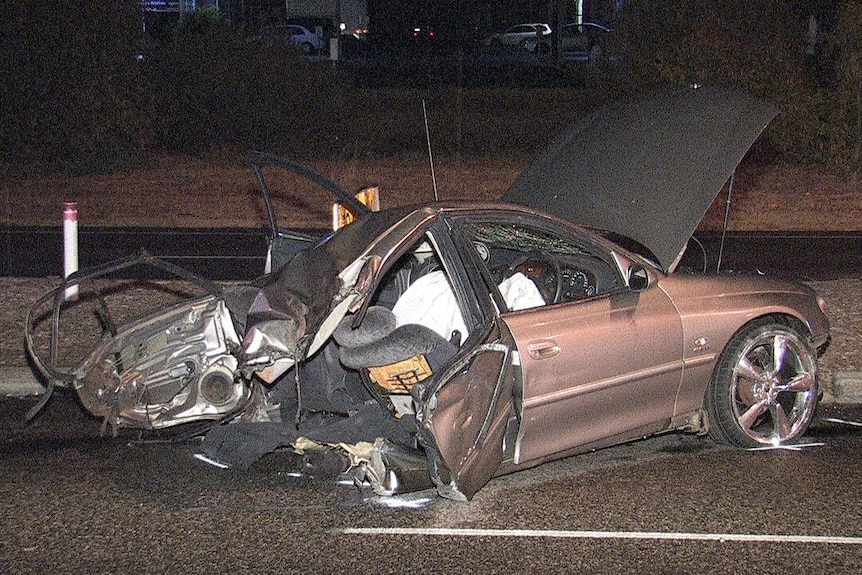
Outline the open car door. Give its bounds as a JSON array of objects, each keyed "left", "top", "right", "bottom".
[
  {"left": 415, "top": 321, "right": 516, "bottom": 501},
  {"left": 412, "top": 229, "right": 518, "bottom": 501},
  {"left": 250, "top": 151, "right": 371, "bottom": 273}
]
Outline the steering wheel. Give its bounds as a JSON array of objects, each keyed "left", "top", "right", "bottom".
[{"left": 506, "top": 250, "right": 562, "bottom": 304}]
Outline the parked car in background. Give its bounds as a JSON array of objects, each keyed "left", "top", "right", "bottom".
[
  {"left": 483, "top": 23, "right": 552, "bottom": 52},
  {"left": 559, "top": 21, "right": 613, "bottom": 63},
  {"left": 410, "top": 24, "right": 436, "bottom": 42},
  {"left": 249, "top": 23, "right": 326, "bottom": 56},
  {"left": 284, "top": 24, "right": 326, "bottom": 55},
  {"left": 523, "top": 21, "right": 614, "bottom": 63}
]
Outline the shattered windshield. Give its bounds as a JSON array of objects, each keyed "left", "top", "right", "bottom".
[{"left": 462, "top": 220, "right": 592, "bottom": 257}]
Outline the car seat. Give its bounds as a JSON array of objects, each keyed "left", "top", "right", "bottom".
[{"left": 333, "top": 306, "right": 457, "bottom": 395}]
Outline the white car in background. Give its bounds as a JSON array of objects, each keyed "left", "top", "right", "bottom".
[
  {"left": 483, "top": 23, "right": 552, "bottom": 52},
  {"left": 282, "top": 24, "right": 326, "bottom": 55}
]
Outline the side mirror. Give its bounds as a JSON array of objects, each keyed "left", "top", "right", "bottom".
[{"left": 628, "top": 265, "right": 649, "bottom": 291}]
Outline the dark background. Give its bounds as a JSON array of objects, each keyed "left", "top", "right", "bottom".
[{"left": 1, "top": 0, "right": 859, "bottom": 176}]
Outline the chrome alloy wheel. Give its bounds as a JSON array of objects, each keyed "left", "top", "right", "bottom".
[
  {"left": 730, "top": 328, "right": 818, "bottom": 445},
  {"left": 707, "top": 321, "right": 819, "bottom": 448}
]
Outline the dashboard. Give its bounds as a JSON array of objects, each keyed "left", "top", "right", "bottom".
[{"left": 513, "top": 256, "right": 598, "bottom": 303}]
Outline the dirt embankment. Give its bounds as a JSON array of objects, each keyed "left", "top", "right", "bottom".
[{"left": 3, "top": 154, "right": 861, "bottom": 231}]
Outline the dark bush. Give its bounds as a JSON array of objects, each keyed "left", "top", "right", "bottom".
[
  {"left": 821, "top": 2, "right": 862, "bottom": 172},
  {"left": 1, "top": 1, "right": 151, "bottom": 174},
  {"left": 140, "top": 7, "right": 344, "bottom": 157},
  {"left": 611, "top": 0, "right": 812, "bottom": 162},
  {"left": 3, "top": 0, "right": 861, "bottom": 175},
  {"left": 0, "top": 1, "right": 344, "bottom": 174}
]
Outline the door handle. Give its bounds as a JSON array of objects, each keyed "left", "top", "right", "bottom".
[{"left": 527, "top": 340, "right": 561, "bottom": 360}]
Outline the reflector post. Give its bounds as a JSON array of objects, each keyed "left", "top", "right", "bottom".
[{"left": 63, "top": 202, "right": 79, "bottom": 301}]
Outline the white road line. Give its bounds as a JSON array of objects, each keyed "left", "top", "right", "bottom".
[
  {"left": 746, "top": 441, "right": 825, "bottom": 451},
  {"left": 824, "top": 417, "right": 862, "bottom": 428},
  {"left": 192, "top": 453, "right": 230, "bottom": 469},
  {"left": 338, "top": 527, "right": 862, "bottom": 545}
]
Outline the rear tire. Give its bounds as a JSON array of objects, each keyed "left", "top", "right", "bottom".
[{"left": 705, "top": 318, "right": 818, "bottom": 448}]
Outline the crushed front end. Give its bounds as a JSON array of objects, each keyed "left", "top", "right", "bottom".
[{"left": 25, "top": 253, "right": 270, "bottom": 432}]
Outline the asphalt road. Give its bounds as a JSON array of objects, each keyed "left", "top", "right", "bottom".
[
  {"left": 3, "top": 226, "right": 860, "bottom": 573},
  {"left": 1, "top": 395, "right": 860, "bottom": 574},
  {"left": 3, "top": 226, "right": 861, "bottom": 281},
  {"left": 1, "top": 225, "right": 276, "bottom": 279}
]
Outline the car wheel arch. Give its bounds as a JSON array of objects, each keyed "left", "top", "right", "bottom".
[{"left": 715, "top": 312, "right": 815, "bottom": 357}]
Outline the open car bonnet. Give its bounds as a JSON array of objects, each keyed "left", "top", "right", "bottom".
[{"left": 502, "top": 86, "right": 778, "bottom": 273}]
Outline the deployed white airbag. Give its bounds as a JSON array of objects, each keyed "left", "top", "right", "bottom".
[{"left": 392, "top": 271, "right": 545, "bottom": 342}]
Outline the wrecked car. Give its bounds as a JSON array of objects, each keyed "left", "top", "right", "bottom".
[{"left": 26, "top": 86, "right": 830, "bottom": 501}]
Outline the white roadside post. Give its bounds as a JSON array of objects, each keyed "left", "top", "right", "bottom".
[{"left": 63, "top": 202, "right": 78, "bottom": 301}]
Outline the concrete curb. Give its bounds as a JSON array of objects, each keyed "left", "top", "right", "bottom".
[
  {"left": 1, "top": 367, "right": 48, "bottom": 397},
  {"left": 831, "top": 371, "right": 862, "bottom": 405},
  {"left": 3, "top": 365, "right": 862, "bottom": 405}
]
